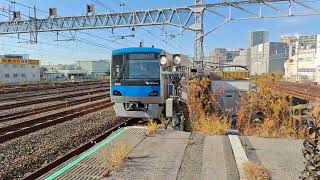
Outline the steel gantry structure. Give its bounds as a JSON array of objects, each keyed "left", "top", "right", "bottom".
[{"left": 0, "top": 0, "right": 320, "bottom": 70}]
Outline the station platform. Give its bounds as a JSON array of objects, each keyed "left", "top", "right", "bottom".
[
  {"left": 241, "top": 136, "right": 304, "bottom": 180},
  {"left": 39, "top": 127, "right": 305, "bottom": 180}
]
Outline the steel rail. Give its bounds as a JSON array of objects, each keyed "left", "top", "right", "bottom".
[
  {"left": 0, "top": 80, "right": 109, "bottom": 94},
  {"left": 272, "top": 82, "right": 320, "bottom": 101},
  {"left": 0, "top": 87, "right": 109, "bottom": 110},
  {"left": 0, "top": 98, "right": 113, "bottom": 143},
  {"left": 0, "top": 83, "right": 109, "bottom": 102},
  {"left": 0, "top": 80, "right": 105, "bottom": 89},
  {"left": 0, "top": 92, "right": 110, "bottom": 122}
]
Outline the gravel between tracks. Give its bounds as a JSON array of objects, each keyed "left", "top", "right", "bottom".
[
  {"left": 0, "top": 100, "right": 64, "bottom": 116},
  {"left": 0, "top": 107, "right": 120, "bottom": 179}
]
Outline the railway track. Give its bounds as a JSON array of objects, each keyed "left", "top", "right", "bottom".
[
  {"left": 23, "top": 118, "right": 137, "bottom": 180},
  {"left": 273, "top": 81, "right": 320, "bottom": 101},
  {"left": 0, "top": 82, "right": 108, "bottom": 102},
  {"left": 0, "top": 80, "right": 108, "bottom": 94},
  {"left": 0, "top": 92, "right": 110, "bottom": 122},
  {"left": 0, "top": 99, "right": 114, "bottom": 143},
  {"left": 0, "top": 87, "right": 109, "bottom": 110}
]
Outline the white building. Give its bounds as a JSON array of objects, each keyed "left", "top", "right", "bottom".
[
  {"left": 42, "top": 64, "right": 87, "bottom": 80},
  {"left": 208, "top": 48, "right": 243, "bottom": 64},
  {"left": 77, "top": 60, "right": 110, "bottom": 77},
  {"left": 232, "top": 48, "right": 251, "bottom": 70},
  {"left": 0, "top": 58, "right": 40, "bottom": 84},
  {"left": 283, "top": 35, "right": 320, "bottom": 82},
  {"left": 250, "top": 42, "right": 289, "bottom": 75}
]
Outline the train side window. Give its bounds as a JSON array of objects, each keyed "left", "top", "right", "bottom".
[{"left": 111, "top": 54, "right": 124, "bottom": 83}]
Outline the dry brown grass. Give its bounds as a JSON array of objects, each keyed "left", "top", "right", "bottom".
[
  {"left": 99, "top": 143, "right": 132, "bottom": 177},
  {"left": 146, "top": 120, "right": 160, "bottom": 136},
  {"left": 237, "top": 73, "right": 306, "bottom": 138},
  {"left": 243, "top": 161, "right": 271, "bottom": 180},
  {"left": 187, "top": 77, "right": 230, "bottom": 135},
  {"left": 191, "top": 113, "right": 230, "bottom": 135}
]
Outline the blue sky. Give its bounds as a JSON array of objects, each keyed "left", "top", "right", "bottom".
[{"left": 0, "top": 0, "right": 319, "bottom": 65}]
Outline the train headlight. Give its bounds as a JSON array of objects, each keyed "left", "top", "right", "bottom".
[
  {"left": 173, "top": 55, "right": 181, "bottom": 65},
  {"left": 149, "top": 91, "right": 158, "bottom": 96},
  {"left": 113, "top": 90, "right": 122, "bottom": 96},
  {"left": 160, "top": 56, "right": 167, "bottom": 65}
]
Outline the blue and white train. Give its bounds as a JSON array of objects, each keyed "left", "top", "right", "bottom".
[{"left": 110, "top": 47, "right": 187, "bottom": 118}]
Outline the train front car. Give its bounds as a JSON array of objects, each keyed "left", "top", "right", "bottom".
[{"left": 111, "top": 47, "right": 164, "bottom": 118}]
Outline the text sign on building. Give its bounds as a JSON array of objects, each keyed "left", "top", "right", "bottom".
[{"left": 0, "top": 58, "right": 39, "bottom": 65}]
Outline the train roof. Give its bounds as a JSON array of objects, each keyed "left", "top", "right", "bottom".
[{"left": 112, "top": 47, "right": 162, "bottom": 55}]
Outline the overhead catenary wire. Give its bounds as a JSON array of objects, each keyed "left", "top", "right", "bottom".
[
  {"left": 1, "top": 35, "right": 111, "bottom": 58},
  {"left": 3, "top": 0, "right": 187, "bottom": 53},
  {"left": 0, "top": 6, "right": 116, "bottom": 51},
  {"left": 0, "top": 1, "right": 133, "bottom": 49},
  {"left": 119, "top": 2, "right": 187, "bottom": 52},
  {"left": 93, "top": 0, "right": 185, "bottom": 52}
]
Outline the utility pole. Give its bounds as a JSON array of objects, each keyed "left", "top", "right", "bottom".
[{"left": 193, "top": 0, "right": 204, "bottom": 71}]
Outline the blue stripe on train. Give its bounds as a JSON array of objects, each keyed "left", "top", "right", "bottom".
[{"left": 111, "top": 85, "right": 160, "bottom": 97}]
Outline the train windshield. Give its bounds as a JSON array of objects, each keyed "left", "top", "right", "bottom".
[{"left": 127, "top": 60, "right": 160, "bottom": 79}]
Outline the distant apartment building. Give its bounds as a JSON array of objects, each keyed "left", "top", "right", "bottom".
[
  {"left": 42, "top": 64, "right": 87, "bottom": 80},
  {"left": 249, "top": 31, "right": 269, "bottom": 47},
  {"left": 281, "top": 34, "right": 317, "bottom": 57},
  {"left": 283, "top": 35, "right": 320, "bottom": 82},
  {"left": 77, "top": 60, "right": 110, "bottom": 78},
  {"left": 0, "top": 54, "right": 40, "bottom": 84},
  {"left": 250, "top": 42, "right": 288, "bottom": 75},
  {"left": 208, "top": 48, "right": 243, "bottom": 64},
  {"left": 209, "top": 48, "right": 227, "bottom": 64},
  {"left": 232, "top": 48, "right": 251, "bottom": 70}
]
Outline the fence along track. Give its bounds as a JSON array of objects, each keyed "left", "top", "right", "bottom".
[{"left": 0, "top": 99, "right": 113, "bottom": 143}]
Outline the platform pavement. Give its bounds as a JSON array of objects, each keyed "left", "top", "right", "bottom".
[
  {"left": 108, "top": 129, "right": 191, "bottom": 179},
  {"left": 109, "top": 129, "right": 239, "bottom": 180},
  {"left": 39, "top": 127, "right": 306, "bottom": 180},
  {"left": 241, "top": 136, "right": 304, "bottom": 180}
]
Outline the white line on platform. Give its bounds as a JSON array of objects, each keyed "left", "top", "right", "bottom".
[{"left": 228, "top": 134, "right": 249, "bottom": 180}]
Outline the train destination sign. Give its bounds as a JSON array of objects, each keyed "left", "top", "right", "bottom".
[{"left": 128, "top": 53, "right": 157, "bottom": 60}]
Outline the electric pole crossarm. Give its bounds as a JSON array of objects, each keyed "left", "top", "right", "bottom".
[{"left": 0, "top": 8, "right": 200, "bottom": 34}]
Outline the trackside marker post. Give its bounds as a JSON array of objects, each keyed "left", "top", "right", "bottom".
[{"left": 228, "top": 134, "right": 249, "bottom": 180}]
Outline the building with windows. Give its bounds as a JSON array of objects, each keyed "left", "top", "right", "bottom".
[
  {"left": 249, "top": 31, "right": 269, "bottom": 47},
  {"left": 232, "top": 48, "right": 251, "bottom": 69},
  {"left": 250, "top": 42, "right": 289, "bottom": 75},
  {"left": 42, "top": 64, "right": 87, "bottom": 80},
  {"left": 281, "top": 34, "right": 317, "bottom": 57},
  {"left": 282, "top": 34, "right": 320, "bottom": 82},
  {"left": 0, "top": 56, "right": 40, "bottom": 84},
  {"left": 77, "top": 60, "right": 110, "bottom": 78},
  {"left": 208, "top": 48, "right": 243, "bottom": 64}
]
